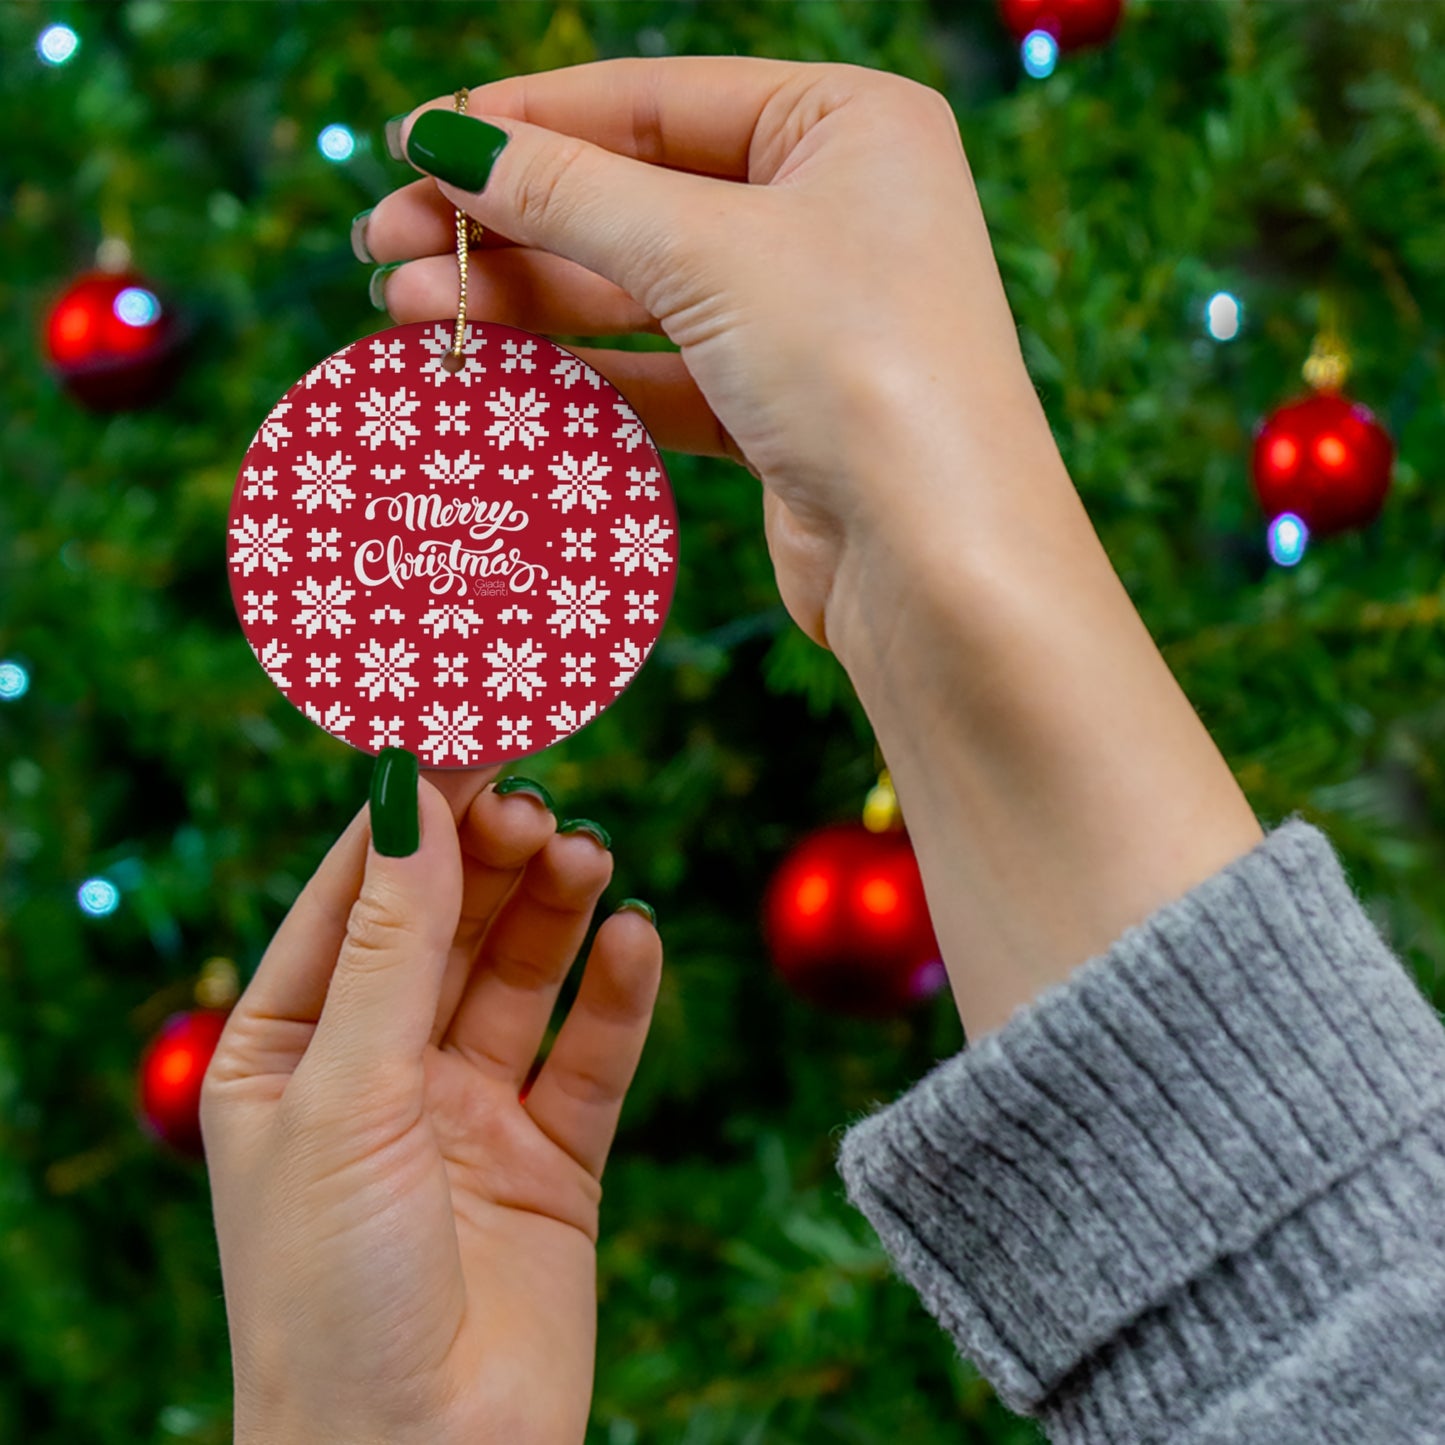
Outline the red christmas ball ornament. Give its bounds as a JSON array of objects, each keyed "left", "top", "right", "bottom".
[
  {"left": 763, "top": 822, "right": 945, "bottom": 1017},
  {"left": 1251, "top": 392, "right": 1394, "bottom": 537},
  {"left": 137, "top": 1009, "right": 230, "bottom": 1157},
  {"left": 44, "top": 269, "right": 181, "bottom": 410},
  {"left": 998, "top": 0, "right": 1124, "bottom": 50}
]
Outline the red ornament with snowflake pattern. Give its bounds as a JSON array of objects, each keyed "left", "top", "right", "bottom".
[{"left": 227, "top": 321, "right": 677, "bottom": 766}]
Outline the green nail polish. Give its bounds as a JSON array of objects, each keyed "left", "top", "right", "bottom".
[
  {"left": 558, "top": 818, "right": 611, "bottom": 851},
  {"left": 384, "top": 113, "right": 408, "bottom": 162},
  {"left": 494, "top": 775, "right": 556, "bottom": 813},
  {"left": 369, "top": 261, "right": 403, "bottom": 312},
  {"left": 370, "top": 747, "right": 419, "bottom": 857},
  {"left": 405, "top": 110, "right": 510, "bottom": 192},
  {"left": 350, "top": 208, "right": 375, "bottom": 264},
  {"left": 617, "top": 897, "right": 656, "bottom": 926}
]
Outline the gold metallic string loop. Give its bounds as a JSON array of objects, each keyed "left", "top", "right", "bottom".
[{"left": 442, "top": 88, "right": 485, "bottom": 373}]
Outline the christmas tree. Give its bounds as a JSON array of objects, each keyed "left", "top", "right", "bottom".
[{"left": 2, "top": 3, "right": 1443, "bottom": 1441}]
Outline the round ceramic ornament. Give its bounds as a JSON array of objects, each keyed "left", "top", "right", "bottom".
[{"left": 227, "top": 318, "right": 677, "bottom": 767}]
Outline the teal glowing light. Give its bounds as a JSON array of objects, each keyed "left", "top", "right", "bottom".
[
  {"left": 78, "top": 877, "right": 121, "bottom": 917},
  {"left": 0, "top": 660, "right": 29, "bottom": 700},
  {"left": 114, "top": 287, "right": 161, "bottom": 327},
  {"left": 1267, "top": 512, "right": 1308, "bottom": 567},
  {"left": 1205, "top": 291, "right": 1242, "bottom": 342},
  {"left": 38, "top": 24, "right": 79, "bottom": 66},
  {"left": 318, "top": 124, "right": 356, "bottom": 162},
  {"left": 1022, "top": 30, "right": 1059, "bottom": 79}
]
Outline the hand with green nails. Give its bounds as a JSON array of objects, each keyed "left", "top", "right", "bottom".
[{"left": 202, "top": 757, "right": 658, "bottom": 1445}]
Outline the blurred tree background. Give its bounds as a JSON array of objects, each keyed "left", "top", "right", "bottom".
[{"left": 2, "top": 1, "right": 1444, "bottom": 1442}]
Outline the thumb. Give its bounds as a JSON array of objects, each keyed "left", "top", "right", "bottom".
[
  {"left": 398, "top": 105, "right": 738, "bottom": 316},
  {"left": 304, "top": 749, "right": 463, "bottom": 1087}
]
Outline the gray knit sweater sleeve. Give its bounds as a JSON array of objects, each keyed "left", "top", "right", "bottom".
[{"left": 836, "top": 817, "right": 1445, "bottom": 1443}]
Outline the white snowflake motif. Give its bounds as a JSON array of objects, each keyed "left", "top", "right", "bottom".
[
  {"left": 482, "top": 638, "right": 546, "bottom": 702},
  {"left": 484, "top": 386, "right": 550, "bottom": 450},
  {"left": 303, "top": 352, "right": 356, "bottom": 389},
  {"left": 497, "top": 717, "right": 531, "bottom": 750},
  {"left": 546, "top": 698, "right": 599, "bottom": 735},
  {"left": 624, "top": 589, "right": 659, "bottom": 625},
  {"left": 242, "top": 464, "right": 277, "bottom": 500},
  {"left": 612, "top": 400, "right": 647, "bottom": 453},
  {"left": 306, "top": 652, "right": 341, "bottom": 687},
  {"left": 563, "top": 402, "right": 599, "bottom": 438},
  {"left": 420, "top": 604, "right": 485, "bottom": 638},
  {"left": 547, "top": 452, "right": 611, "bottom": 514},
  {"left": 561, "top": 527, "right": 596, "bottom": 561},
  {"left": 257, "top": 639, "right": 292, "bottom": 688},
  {"left": 230, "top": 514, "right": 293, "bottom": 576},
  {"left": 420, "top": 450, "right": 484, "bottom": 489},
  {"left": 438, "top": 399, "right": 471, "bottom": 435},
  {"left": 561, "top": 651, "right": 595, "bottom": 687},
  {"left": 243, "top": 590, "right": 278, "bottom": 625},
  {"left": 498, "top": 606, "right": 532, "bottom": 624},
  {"left": 370, "top": 716, "right": 405, "bottom": 749},
  {"left": 626, "top": 465, "right": 661, "bottom": 501},
  {"left": 369, "top": 337, "right": 406, "bottom": 373},
  {"left": 419, "top": 701, "right": 485, "bottom": 764},
  {"left": 546, "top": 576, "right": 610, "bottom": 639},
  {"left": 371, "top": 605, "right": 405, "bottom": 625},
  {"left": 610, "top": 638, "right": 645, "bottom": 689},
  {"left": 610, "top": 514, "right": 675, "bottom": 576},
  {"left": 371, "top": 464, "right": 405, "bottom": 487},
  {"left": 304, "top": 700, "right": 355, "bottom": 736},
  {"left": 501, "top": 338, "right": 538, "bottom": 373},
  {"left": 306, "top": 401, "right": 341, "bottom": 437},
  {"left": 255, "top": 403, "right": 293, "bottom": 452},
  {"left": 551, "top": 354, "right": 604, "bottom": 390},
  {"left": 434, "top": 652, "right": 467, "bottom": 687},
  {"left": 357, "top": 387, "right": 422, "bottom": 450},
  {"left": 500, "top": 464, "right": 533, "bottom": 486},
  {"left": 292, "top": 576, "right": 357, "bottom": 639},
  {"left": 356, "top": 638, "right": 420, "bottom": 701},
  {"left": 293, "top": 451, "right": 357, "bottom": 514},
  {"left": 306, "top": 527, "right": 342, "bottom": 562},
  {"left": 420, "top": 324, "right": 486, "bottom": 386}
]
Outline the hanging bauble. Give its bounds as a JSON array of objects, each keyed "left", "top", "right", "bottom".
[
  {"left": 1251, "top": 392, "right": 1393, "bottom": 538},
  {"left": 136, "top": 958, "right": 239, "bottom": 1157},
  {"left": 137, "top": 1009, "right": 229, "bottom": 1156},
  {"left": 998, "top": 0, "right": 1125, "bottom": 50},
  {"left": 763, "top": 820, "right": 944, "bottom": 1017},
  {"left": 44, "top": 268, "right": 181, "bottom": 410}
]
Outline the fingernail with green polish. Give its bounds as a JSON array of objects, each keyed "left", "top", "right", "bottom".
[
  {"left": 494, "top": 775, "right": 556, "bottom": 813},
  {"left": 369, "top": 261, "right": 404, "bottom": 312},
  {"left": 405, "top": 110, "right": 510, "bottom": 192},
  {"left": 384, "top": 113, "right": 409, "bottom": 162},
  {"left": 350, "top": 208, "right": 375, "bottom": 264},
  {"left": 370, "top": 747, "right": 420, "bottom": 857},
  {"left": 617, "top": 897, "right": 656, "bottom": 926},
  {"left": 558, "top": 818, "right": 611, "bottom": 851}
]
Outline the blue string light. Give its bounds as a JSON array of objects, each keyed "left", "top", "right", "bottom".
[
  {"left": 0, "top": 660, "right": 28, "bottom": 701},
  {"left": 1267, "top": 512, "right": 1309, "bottom": 567},
  {"left": 37, "top": 24, "right": 79, "bottom": 66},
  {"left": 317, "top": 124, "right": 356, "bottom": 162},
  {"left": 78, "top": 878, "right": 121, "bottom": 917},
  {"left": 1021, "top": 30, "right": 1059, "bottom": 79},
  {"left": 114, "top": 287, "right": 162, "bottom": 327}
]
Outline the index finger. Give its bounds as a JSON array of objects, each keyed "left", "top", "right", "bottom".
[{"left": 408, "top": 54, "right": 809, "bottom": 182}]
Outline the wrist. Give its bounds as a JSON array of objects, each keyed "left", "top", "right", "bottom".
[{"left": 821, "top": 409, "right": 1262, "bottom": 1038}]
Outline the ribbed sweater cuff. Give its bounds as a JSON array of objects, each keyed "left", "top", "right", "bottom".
[{"left": 836, "top": 817, "right": 1445, "bottom": 1430}]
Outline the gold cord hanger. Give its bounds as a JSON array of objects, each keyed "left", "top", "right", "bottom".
[{"left": 442, "top": 88, "right": 486, "bottom": 373}]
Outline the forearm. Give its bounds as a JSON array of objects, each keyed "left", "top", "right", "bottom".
[{"left": 825, "top": 379, "right": 1262, "bottom": 1039}]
